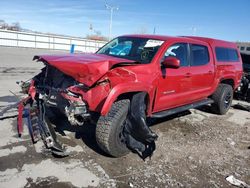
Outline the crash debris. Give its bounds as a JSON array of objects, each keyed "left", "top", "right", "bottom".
[{"left": 226, "top": 175, "right": 250, "bottom": 188}]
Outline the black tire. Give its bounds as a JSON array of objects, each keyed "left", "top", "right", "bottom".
[
  {"left": 211, "top": 84, "right": 233, "bottom": 115},
  {"left": 96, "top": 99, "right": 130, "bottom": 157}
]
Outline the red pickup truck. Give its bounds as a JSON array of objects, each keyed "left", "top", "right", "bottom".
[{"left": 19, "top": 35, "right": 243, "bottom": 159}]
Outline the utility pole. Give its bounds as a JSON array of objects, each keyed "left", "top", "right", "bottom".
[{"left": 105, "top": 3, "right": 118, "bottom": 41}]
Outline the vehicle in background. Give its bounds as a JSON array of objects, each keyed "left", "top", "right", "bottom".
[{"left": 235, "top": 52, "right": 250, "bottom": 102}]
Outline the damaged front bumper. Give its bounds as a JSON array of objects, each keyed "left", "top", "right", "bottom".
[
  {"left": 17, "top": 94, "right": 69, "bottom": 156},
  {"left": 17, "top": 79, "right": 92, "bottom": 156},
  {"left": 16, "top": 66, "right": 94, "bottom": 156}
]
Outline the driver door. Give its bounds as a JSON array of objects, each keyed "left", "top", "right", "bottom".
[{"left": 153, "top": 43, "right": 193, "bottom": 112}]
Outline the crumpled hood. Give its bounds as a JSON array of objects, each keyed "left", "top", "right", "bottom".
[{"left": 34, "top": 53, "right": 135, "bottom": 87}]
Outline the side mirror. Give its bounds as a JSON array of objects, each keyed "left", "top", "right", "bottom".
[{"left": 162, "top": 57, "right": 180, "bottom": 69}]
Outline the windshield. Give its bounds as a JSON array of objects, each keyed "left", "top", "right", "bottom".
[{"left": 97, "top": 37, "right": 164, "bottom": 64}]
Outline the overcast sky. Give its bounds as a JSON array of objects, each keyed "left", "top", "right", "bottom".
[{"left": 0, "top": 0, "right": 249, "bottom": 41}]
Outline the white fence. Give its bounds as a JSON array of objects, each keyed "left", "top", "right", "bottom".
[{"left": 0, "top": 29, "right": 107, "bottom": 53}]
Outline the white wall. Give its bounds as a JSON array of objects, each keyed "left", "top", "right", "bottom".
[{"left": 0, "top": 29, "right": 106, "bottom": 53}]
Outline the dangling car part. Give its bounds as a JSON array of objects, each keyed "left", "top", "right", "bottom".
[
  {"left": 18, "top": 95, "right": 68, "bottom": 156},
  {"left": 124, "top": 92, "right": 158, "bottom": 159},
  {"left": 17, "top": 35, "right": 242, "bottom": 160}
]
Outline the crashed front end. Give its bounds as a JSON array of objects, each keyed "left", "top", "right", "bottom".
[
  {"left": 17, "top": 53, "right": 158, "bottom": 159},
  {"left": 17, "top": 55, "right": 112, "bottom": 156}
]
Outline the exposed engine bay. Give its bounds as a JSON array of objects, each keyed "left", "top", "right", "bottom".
[
  {"left": 17, "top": 63, "right": 91, "bottom": 156},
  {"left": 33, "top": 64, "right": 90, "bottom": 126}
]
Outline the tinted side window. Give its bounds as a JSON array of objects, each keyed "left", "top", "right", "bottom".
[
  {"left": 215, "top": 47, "right": 239, "bottom": 62},
  {"left": 164, "top": 43, "right": 188, "bottom": 66},
  {"left": 228, "top": 49, "right": 239, "bottom": 61},
  {"left": 190, "top": 44, "right": 209, "bottom": 66}
]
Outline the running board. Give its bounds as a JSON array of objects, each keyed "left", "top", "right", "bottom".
[{"left": 152, "top": 98, "right": 214, "bottom": 118}]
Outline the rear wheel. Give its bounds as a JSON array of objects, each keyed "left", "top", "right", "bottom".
[
  {"left": 96, "top": 99, "right": 130, "bottom": 157},
  {"left": 211, "top": 84, "right": 233, "bottom": 115}
]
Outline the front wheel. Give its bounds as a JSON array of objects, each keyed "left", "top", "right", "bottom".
[
  {"left": 96, "top": 99, "right": 130, "bottom": 157},
  {"left": 211, "top": 84, "right": 233, "bottom": 115}
]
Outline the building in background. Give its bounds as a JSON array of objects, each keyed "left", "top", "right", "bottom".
[
  {"left": 237, "top": 42, "right": 250, "bottom": 55},
  {"left": 236, "top": 42, "right": 250, "bottom": 73}
]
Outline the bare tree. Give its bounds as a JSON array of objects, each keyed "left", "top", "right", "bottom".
[
  {"left": 9, "top": 22, "right": 21, "bottom": 31},
  {"left": 87, "top": 24, "right": 108, "bottom": 41},
  {"left": 0, "top": 20, "right": 8, "bottom": 29}
]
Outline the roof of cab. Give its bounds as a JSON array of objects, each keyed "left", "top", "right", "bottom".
[
  {"left": 184, "top": 36, "right": 237, "bottom": 48},
  {"left": 122, "top": 34, "right": 237, "bottom": 49}
]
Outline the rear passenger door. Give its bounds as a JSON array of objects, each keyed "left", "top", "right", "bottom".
[{"left": 188, "top": 44, "right": 215, "bottom": 101}]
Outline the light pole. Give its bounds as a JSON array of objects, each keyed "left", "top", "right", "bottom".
[{"left": 105, "top": 3, "right": 118, "bottom": 40}]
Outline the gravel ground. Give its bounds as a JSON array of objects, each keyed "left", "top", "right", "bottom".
[{"left": 0, "top": 47, "right": 249, "bottom": 188}]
